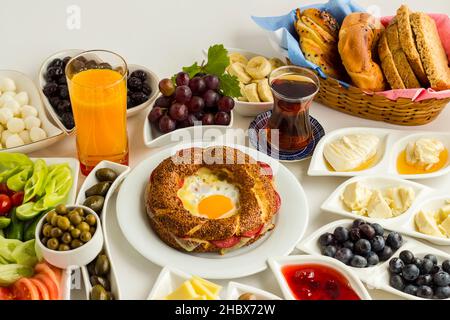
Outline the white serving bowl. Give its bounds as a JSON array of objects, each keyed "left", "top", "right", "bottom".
[
  {"left": 0, "top": 70, "right": 65, "bottom": 153},
  {"left": 268, "top": 255, "right": 372, "bottom": 300},
  {"left": 226, "top": 282, "right": 281, "bottom": 300},
  {"left": 35, "top": 205, "right": 104, "bottom": 269}
]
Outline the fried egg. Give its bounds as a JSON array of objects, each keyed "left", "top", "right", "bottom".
[{"left": 177, "top": 168, "right": 239, "bottom": 219}]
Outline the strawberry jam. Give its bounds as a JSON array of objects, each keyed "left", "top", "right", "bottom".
[{"left": 282, "top": 264, "right": 360, "bottom": 300}]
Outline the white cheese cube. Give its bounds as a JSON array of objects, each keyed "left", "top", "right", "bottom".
[
  {"left": 4, "top": 99, "right": 20, "bottom": 116},
  {"left": 14, "top": 92, "right": 29, "bottom": 106},
  {"left": 20, "top": 105, "right": 38, "bottom": 118},
  {"left": 24, "top": 116, "right": 41, "bottom": 130},
  {"left": 1, "top": 130, "right": 12, "bottom": 145},
  {"left": 0, "top": 108, "right": 13, "bottom": 125},
  {"left": 29, "top": 127, "right": 47, "bottom": 142},
  {"left": 5, "top": 134, "right": 24, "bottom": 148},
  {"left": 7, "top": 118, "right": 25, "bottom": 133},
  {"left": 18, "top": 130, "right": 31, "bottom": 144}
]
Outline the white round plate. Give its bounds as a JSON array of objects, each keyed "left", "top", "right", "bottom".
[{"left": 116, "top": 142, "right": 309, "bottom": 279}]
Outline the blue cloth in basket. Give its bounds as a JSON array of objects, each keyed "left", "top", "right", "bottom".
[{"left": 252, "top": 0, "right": 364, "bottom": 85}]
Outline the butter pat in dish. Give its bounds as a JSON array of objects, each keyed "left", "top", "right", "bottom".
[
  {"left": 165, "top": 276, "right": 222, "bottom": 300},
  {"left": 324, "top": 134, "right": 380, "bottom": 172},
  {"left": 398, "top": 138, "right": 448, "bottom": 174}
]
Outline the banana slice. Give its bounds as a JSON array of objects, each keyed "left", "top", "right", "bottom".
[
  {"left": 228, "top": 62, "right": 252, "bottom": 84},
  {"left": 269, "top": 57, "right": 285, "bottom": 71},
  {"left": 257, "top": 79, "right": 274, "bottom": 102},
  {"left": 228, "top": 53, "right": 248, "bottom": 66},
  {"left": 245, "top": 56, "right": 272, "bottom": 80},
  {"left": 243, "top": 83, "right": 260, "bottom": 102}
]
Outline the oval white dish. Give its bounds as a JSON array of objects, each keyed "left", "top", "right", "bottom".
[{"left": 226, "top": 281, "right": 281, "bottom": 300}]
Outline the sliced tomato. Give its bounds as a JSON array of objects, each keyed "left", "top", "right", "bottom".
[
  {"left": 178, "top": 178, "right": 184, "bottom": 189},
  {"left": 0, "top": 287, "right": 13, "bottom": 300},
  {"left": 258, "top": 161, "right": 273, "bottom": 180},
  {"left": 11, "top": 278, "right": 40, "bottom": 300},
  {"left": 47, "top": 264, "right": 62, "bottom": 283},
  {"left": 33, "top": 274, "right": 59, "bottom": 300},
  {"left": 274, "top": 191, "right": 281, "bottom": 214},
  {"left": 35, "top": 262, "right": 61, "bottom": 284},
  {"left": 29, "top": 278, "right": 50, "bottom": 300},
  {"left": 242, "top": 224, "right": 264, "bottom": 238},
  {"left": 211, "top": 236, "right": 241, "bottom": 249}
]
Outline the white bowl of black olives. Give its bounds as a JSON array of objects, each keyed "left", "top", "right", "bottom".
[
  {"left": 35, "top": 204, "right": 104, "bottom": 269},
  {"left": 39, "top": 49, "right": 159, "bottom": 133}
]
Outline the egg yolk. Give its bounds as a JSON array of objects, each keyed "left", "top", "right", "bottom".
[{"left": 198, "top": 195, "right": 234, "bottom": 219}]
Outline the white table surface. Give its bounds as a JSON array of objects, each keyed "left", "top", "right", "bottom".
[{"left": 1, "top": 0, "right": 449, "bottom": 300}]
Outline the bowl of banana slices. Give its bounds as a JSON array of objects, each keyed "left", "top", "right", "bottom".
[{"left": 226, "top": 49, "right": 285, "bottom": 117}]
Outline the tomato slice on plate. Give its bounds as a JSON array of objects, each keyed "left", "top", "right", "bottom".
[
  {"left": 274, "top": 191, "right": 281, "bottom": 214},
  {"left": 0, "top": 287, "right": 13, "bottom": 300},
  {"left": 11, "top": 191, "right": 24, "bottom": 207},
  {"left": 211, "top": 236, "right": 241, "bottom": 248},
  {"left": 29, "top": 278, "right": 50, "bottom": 300},
  {"left": 241, "top": 224, "right": 264, "bottom": 238},
  {"left": 35, "top": 262, "right": 61, "bottom": 284},
  {"left": 258, "top": 161, "right": 273, "bottom": 180},
  {"left": 33, "top": 274, "right": 59, "bottom": 300},
  {"left": 11, "top": 278, "right": 40, "bottom": 300}
]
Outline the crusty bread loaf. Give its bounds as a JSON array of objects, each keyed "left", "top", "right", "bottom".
[
  {"left": 295, "top": 8, "right": 345, "bottom": 79},
  {"left": 410, "top": 12, "right": 450, "bottom": 90},
  {"left": 338, "top": 13, "right": 386, "bottom": 91},
  {"left": 384, "top": 21, "right": 421, "bottom": 88},
  {"left": 396, "top": 5, "right": 429, "bottom": 86},
  {"left": 378, "top": 32, "right": 405, "bottom": 89}
]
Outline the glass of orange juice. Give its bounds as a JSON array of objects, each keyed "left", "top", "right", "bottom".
[{"left": 66, "top": 50, "right": 128, "bottom": 175}]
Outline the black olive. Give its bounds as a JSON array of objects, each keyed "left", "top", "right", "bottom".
[
  {"left": 128, "top": 77, "right": 142, "bottom": 92},
  {"left": 71, "top": 59, "right": 85, "bottom": 73},
  {"left": 130, "top": 92, "right": 148, "bottom": 105},
  {"left": 76, "top": 56, "right": 87, "bottom": 63},
  {"left": 127, "top": 95, "right": 133, "bottom": 109},
  {"left": 142, "top": 83, "right": 152, "bottom": 96},
  {"left": 130, "top": 70, "right": 147, "bottom": 81},
  {"left": 57, "top": 76, "right": 67, "bottom": 85},
  {"left": 49, "top": 96, "right": 61, "bottom": 108},
  {"left": 43, "top": 82, "right": 59, "bottom": 97},
  {"left": 60, "top": 112, "right": 75, "bottom": 129},
  {"left": 98, "top": 62, "right": 112, "bottom": 69},
  {"left": 85, "top": 181, "right": 111, "bottom": 197},
  {"left": 62, "top": 56, "right": 72, "bottom": 67},
  {"left": 46, "top": 67, "right": 64, "bottom": 81},
  {"left": 56, "top": 100, "right": 71, "bottom": 114},
  {"left": 58, "top": 85, "right": 69, "bottom": 99},
  {"left": 85, "top": 60, "right": 98, "bottom": 69},
  {"left": 95, "top": 168, "right": 118, "bottom": 182},
  {"left": 49, "top": 58, "right": 64, "bottom": 68}
]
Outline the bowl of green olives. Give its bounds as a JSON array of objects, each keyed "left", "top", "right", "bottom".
[{"left": 35, "top": 204, "right": 104, "bottom": 269}]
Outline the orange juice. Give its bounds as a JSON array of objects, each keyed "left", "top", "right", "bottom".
[{"left": 68, "top": 68, "right": 128, "bottom": 174}]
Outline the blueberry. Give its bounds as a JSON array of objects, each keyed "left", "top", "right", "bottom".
[
  {"left": 402, "top": 264, "right": 420, "bottom": 281},
  {"left": 46, "top": 67, "right": 64, "bottom": 81},
  {"left": 413, "top": 258, "right": 423, "bottom": 269},
  {"left": 43, "top": 82, "right": 59, "bottom": 97},
  {"left": 416, "top": 274, "right": 433, "bottom": 286},
  {"left": 404, "top": 284, "right": 418, "bottom": 296},
  {"left": 417, "top": 285, "right": 433, "bottom": 299},
  {"left": 56, "top": 100, "right": 71, "bottom": 114},
  {"left": 371, "top": 223, "right": 384, "bottom": 236},
  {"left": 386, "top": 232, "right": 403, "bottom": 250},
  {"left": 399, "top": 250, "right": 415, "bottom": 264},
  {"left": 142, "top": 83, "right": 152, "bottom": 96},
  {"left": 49, "top": 58, "right": 64, "bottom": 68},
  {"left": 333, "top": 226, "right": 349, "bottom": 243},
  {"left": 443, "top": 260, "right": 450, "bottom": 273},
  {"left": 352, "top": 219, "right": 366, "bottom": 228},
  {"left": 342, "top": 241, "right": 354, "bottom": 251},
  {"left": 435, "top": 286, "right": 450, "bottom": 299},
  {"left": 379, "top": 245, "right": 394, "bottom": 261},
  {"left": 48, "top": 96, "right": 61, "bottom": 108},
  {"left": 366, "top": 252, "right": 379, "bottom": 266},
  {"left": 128, "top": 77, "right": 143, "bottom": 92},
  {"left": 322, "top": 245, "right": 337, "bottom": 258},
  {"left": 431, "top": 265, "right": 442, "bottom": 274},
  {"left": 131, "top": 92, "right": 149, "bottom": 105},
  {"left": 370, "top": 235, "right": 385, "bottom": 252},
  {"left": 350, "top": 255, "right": 368, "bottom": 268},
  {"left": 319, "top": 233, "right": 335, "bottom": 247},
  {"left": 389, "top": 258, "right": 405, "bottom": 274},
  {"left": 334, "top": 248, "right": 353, "bottom": 265},
  {"left": 354, "top": 239, "right": 371, "bottom": 256},
  {"left": 60, "top": 112, "right": 75, "bottom": 129},
  {"left": 390, "top": 275, "right": 405, "bottom": 291},
  {"left": 349, "top": 228, "right": 361, "bottom": 242},
  {"left": 424, "top": 254, "right": 438, "bottom": 265},
  {"left": 433, "top": 271, "right": 450, "bottom": 287},
  {"left": 420, "top": 259, "right": 434, "bottom": 275},
  {"left": 359, "top": 224, "right": 376, "bottom": 240}
]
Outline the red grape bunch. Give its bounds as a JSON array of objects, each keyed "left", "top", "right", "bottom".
[{"left": 148, "top": 72, "right": 234, "bottom": 134}]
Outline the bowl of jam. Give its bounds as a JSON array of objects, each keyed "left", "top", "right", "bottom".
[{"left": 268, "top": 255, "right": 371, "bottom": 300}]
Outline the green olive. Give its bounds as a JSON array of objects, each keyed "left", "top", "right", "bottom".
[
  {"left": 47, "top": 238, "right": 59, "bottom": 250},
  {"left": 90, "top": 275, "right": 111, "bottom": 291},
  {"left": 85, "top": 182, "right": 112, "bottom": 197},
  {"left": 71, "top": 239, "right": 83, "bottom": 249},
  {"left": 77, "top": 222, "right": 90, "bottom": 232},
  {"left": 50, "top": 227, "right": 63, "bottom": 238},
  {"left": 85, "top": 214, "right": 97, "bottom": 226},
  {"left": 68, "top": 225, "right": 75, "bottom": 232},
  {"left": 50, "top": 214, "right": 60, "bottom": 226},
  {"left": 46, "top": 211, "right": 56, "bottom": 223},
  {"left": 62, "top": 232, "right": 72, "bottom": 244},
  {"left": 55, "top": 204, "right": 68, "bottom": 215},
  {"left": 69, "top": 212, "right": 82, "bottom": 225},
  {"left": 42, "top": 224, "right": 53, "bottom": 237},
  {"left": 70, "top": 228, "right": 81, "bottom": 239},
  {"left": 83, "top": 196, "right": 105, "bottom": 213},
  {"left": 57, "top": 216, "right": 71, "bottom": 230},
  {"left": 87, "top": 261, "right": 96, "bottom": 275},
  {"left": 90, "top": 284, "right": 108, "bottom": 300},
  {"left": 94, "top": 255, "right": 110, "bottom": 276},
  {"left": 76, "top": 207, "right": 85, "bottom": 216},
  {"left": 95, "top": 168, "right": 118, "bottom": 182},
  {"left": 58, "top": 244, "right": 70, "bottom": 251},
  {"left": 105, "top": 292, "right": 114, "bottom": 300},
  {"left": 89, "top": 227, "right": 96, "bottom": 235},
  {"left": 80, "top": 231, "right": 92, "bottom": 243}
]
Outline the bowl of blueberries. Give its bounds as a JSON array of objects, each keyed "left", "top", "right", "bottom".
[{"left": 39, "top": 49, "right": 159, "bottom": 134}]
